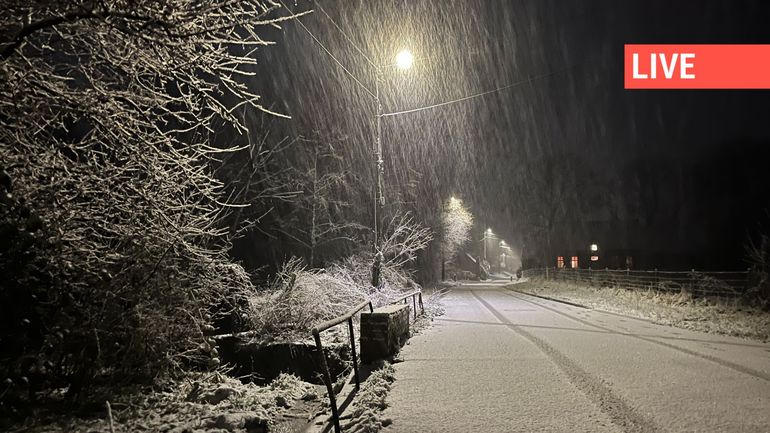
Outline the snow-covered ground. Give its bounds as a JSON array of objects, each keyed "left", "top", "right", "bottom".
[
  {"left": 381, "top": 283, "right": 770, "bottom": 432},
  {"left": 513, "top": 279, "right": 770, "bottom": 342},
  {"left": 8, "top": 371, "right": 323, "bottom": 433}
]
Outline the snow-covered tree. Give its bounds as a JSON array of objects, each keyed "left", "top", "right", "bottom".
[
  {"left": 440, "top": 198, "right": 474, "bottom": 278},
  {"left": 279, "top": 135, "right": 367, "bottom": 267},
  {"left": 0, "top": 0, "right": 303, "bottom": 393}
]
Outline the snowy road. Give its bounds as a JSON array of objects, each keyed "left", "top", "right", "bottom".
[{"left": 382, "top": 283, "right": 770, "bottom": 433}]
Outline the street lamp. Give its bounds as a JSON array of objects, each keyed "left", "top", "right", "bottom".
[
  {"left": 371, "top": 49, "right": 413, "bottom": 286},
  {"left": 499, "top": 240, "right": 512, "bottom": 272}
]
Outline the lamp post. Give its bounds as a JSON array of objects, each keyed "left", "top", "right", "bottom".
[
  {"left": 498, "top": 240, "right": 505, "bottom": 272},
  {"left": 371, "top": 49, "right": 412, "bottom": 286},
  {"left": 483, "top": 228, "right": 493, "bottom": 262},
  {"left": 499, "top": 240, "right": 512, "bottom": 272}
]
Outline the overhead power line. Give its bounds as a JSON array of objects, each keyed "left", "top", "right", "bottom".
[
  {"left": 380, "top": 70, "right": 562, "bottom": 118},
  {"left": 314, "top": 1, "right": 377, "bottom": 68},
  {"left": 278, "top": 0, "right": 375, "bottom": 99}
]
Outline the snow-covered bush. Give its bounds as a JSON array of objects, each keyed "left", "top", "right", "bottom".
[
  {"left": 746, "top": 234, "right": 770, "bottom": 308},
  {"left": 0, "top": 0, "right": 300, "bottom": 403},
  {"left": 249, "top": 254, "right": 422, "bottom": 339}
]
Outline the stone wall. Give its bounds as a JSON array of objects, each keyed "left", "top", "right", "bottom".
[{"left": 359, "top": 304, "right": 410, "bottom": 363}]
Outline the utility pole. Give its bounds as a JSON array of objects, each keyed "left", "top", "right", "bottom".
[
  {"left": 373, "top": 69, "right": 382, "bottom": 249},
  {"left": 483, "top": 231, "right": 487, "bottom": 261},
  {"left": 440, "top": 198, "right": 445, "bottom": 281}
]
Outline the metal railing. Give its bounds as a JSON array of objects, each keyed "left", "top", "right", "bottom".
[
  {"left": 311, "top": 299, "right": 373, "bottom": 433},
  {"left": 392, "top": 290, "right": 425, "bottom": 319},
  {"left": 311, "top": 290, "right": 425, "bottom": 433},
  {"left": 523, "top": 267, "right": 750, "bottom": 297}
]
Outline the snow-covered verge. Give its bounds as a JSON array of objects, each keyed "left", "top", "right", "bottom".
[
  {"left": 5, "top": 277, "right": 445, "bottom": 433},
  {"left": 411, "top": 290, "right": 447, "bottom": 336},
  {"left": 512, "top": 279, "right": 770, "bottom": 342},
  {"left": 338, "top": 363, "right": 396, "bottom": 433},
  {"left": 249, "top": 256, "right": 424, "bottom": 343},
  {"left": 5, "top": 372, "right": 321, "bottom": 433},
  {"left": 309, "top": 293, "right": 445, "bottom": 433}
]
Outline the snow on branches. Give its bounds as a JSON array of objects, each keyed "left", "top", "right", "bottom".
[
  {"left": 0, "top": 1, "right": 303, "bottom": 389},
  {"left": 380, "top": 213, "right": 433, "bottom": 269},
  {"left": 441, "top": 198, "right": 473, "bottom": 262}
]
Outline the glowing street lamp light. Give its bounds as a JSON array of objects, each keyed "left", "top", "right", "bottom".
[{"left": 395, "top": 49, "right": 414, "bottom": 69}]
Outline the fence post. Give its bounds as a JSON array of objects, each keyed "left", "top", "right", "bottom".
[
  {"left": 691, "top": 269, "right": 696, "bottom": 293},
  {"left": 347, "top": 318, "right": 360, "bottom": 389},
  {"left": 313, "top": 331, "right": 341, "bottom": 433},
  {"left": 545, "top": 266, "right": 549, "bottom": 281},
  {"left": 745, "top": 267, "right": 751, "bottom": 295}
]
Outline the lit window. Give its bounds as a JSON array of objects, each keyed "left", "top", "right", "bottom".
[
  {"left": 590, "top": 255, "right": 599, "bottom": 262},
  {"left": 571, "top": 256, "right": 579, "bottom": 268},
  {"left": 557, "top": 256, "right": 564, "bottom": 268}
]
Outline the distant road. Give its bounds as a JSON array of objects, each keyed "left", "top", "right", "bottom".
[{"left": 382, "top": 282, "right": 770, "bottom": 433}]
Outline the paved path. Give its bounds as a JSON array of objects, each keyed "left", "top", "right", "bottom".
[{"left": 382, "top": 283, "right": 770, "bottom": 432}]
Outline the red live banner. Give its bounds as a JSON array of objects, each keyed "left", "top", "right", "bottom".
[{"left": 624, "top": 44, "right": 770, "bottom": 89}]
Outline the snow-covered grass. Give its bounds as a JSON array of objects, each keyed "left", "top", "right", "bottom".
[
  {"left": 340, "top": 363, "right": 396, "bottom": 433},
  {"left": 7, "top": 371, "right": 319, "bottom": 433},
  {"left": 411, "top": 290, "right": 447, "bottom": 336},
  {"left": 249, "top": 255, "right": 423, "bottom": 341},
  {"left": 513, "top": 279, "right": 770, "bottom": 342},
  {"left": 309, "top": 292, "right": 445, "bottom": 433}
]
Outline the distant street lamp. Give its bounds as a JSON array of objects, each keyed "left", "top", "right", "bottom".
[{"left": 499, "top": 240, "right": 512, "bottom": 272}]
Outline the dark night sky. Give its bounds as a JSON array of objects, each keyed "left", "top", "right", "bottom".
[{"left": 253, "top": 0, "right": 770, "bottom": 270}]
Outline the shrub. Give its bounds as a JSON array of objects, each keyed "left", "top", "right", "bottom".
[
  {"left": 249, "top": 254, "right": 422, "bottom": 340},
  {"left": 0, "top": 0, "right": 300, "bottom": 407}
]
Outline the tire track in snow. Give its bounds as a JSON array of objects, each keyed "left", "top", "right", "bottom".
[
  {"left": 470, "top": 290, "right": 660, "bottom": 433},
  {"left": 503, "top": 289, "right": 770, "bottom": 382}
]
